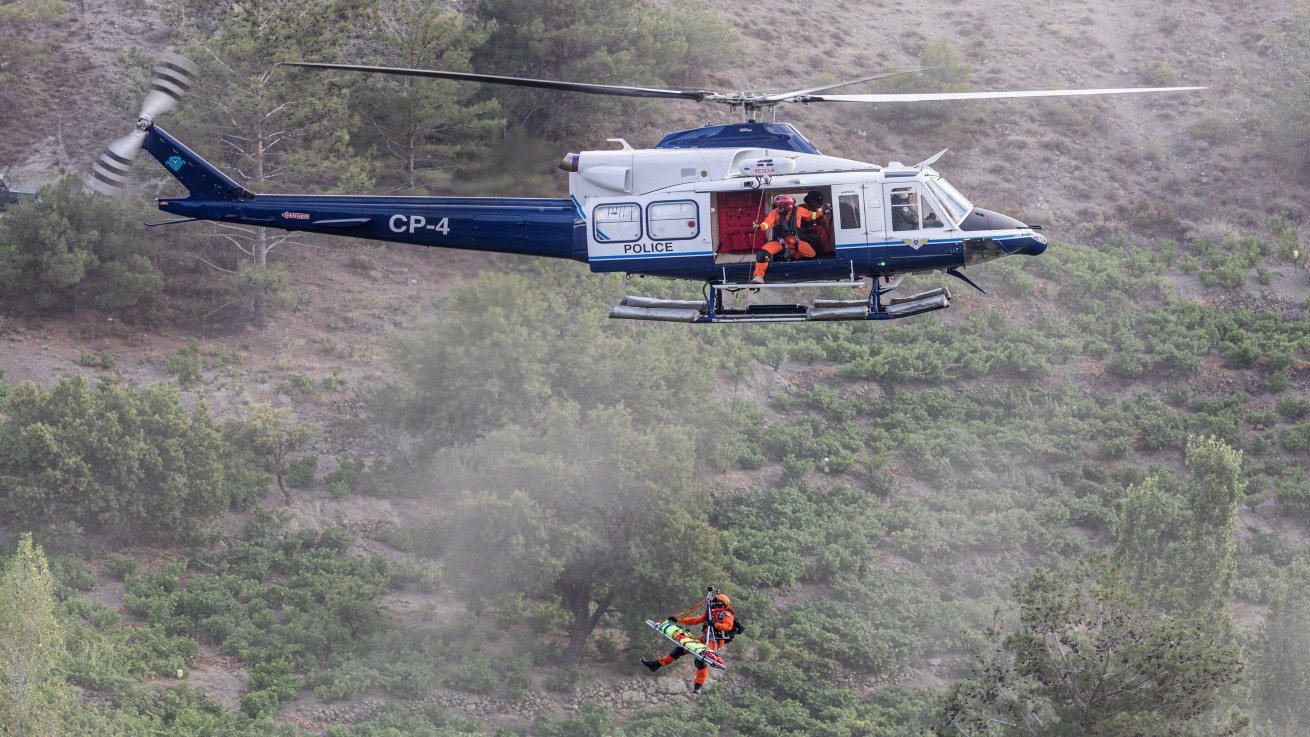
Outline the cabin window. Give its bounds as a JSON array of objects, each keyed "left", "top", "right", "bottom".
[
  {"left": 593, "top": 203, "right": 642, "bottom": 242},
  {"left": 838, "top": 194, "right": 861, "bottom": 230},
  {"left": 647, "top": 200, "right": 699, "bottom": 240}
]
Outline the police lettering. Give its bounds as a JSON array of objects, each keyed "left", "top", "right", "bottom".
[{"left": 623, "top": 242, "right": 674, "bottom": 254}]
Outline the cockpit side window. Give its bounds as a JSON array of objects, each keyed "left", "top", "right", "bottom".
[
  {"left": 890, "top": 186, "right": 946, "bottom": 231},
  {"left": 890, "top": 186, "right": 920, "bottom": 231}
]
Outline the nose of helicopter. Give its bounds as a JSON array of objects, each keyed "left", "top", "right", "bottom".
[{"left": 960, "top": 207, "right": 1047, "bottom": 255}]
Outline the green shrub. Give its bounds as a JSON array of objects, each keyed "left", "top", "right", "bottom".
[
  {"left": 545, "top": 666, "right": 585, "bottom": 693},
  {"left": 240, "top": 688, "right": 282, "bottom": 719},
  {"left": 324, "top": 455, "right": 366, "bottom": 498},
  {"left": 1275, "top": 398, "right": 1310, "bottom": 421},
  {"left": 288, "top": 373, "right": 315, "bottom": 395},
  {"left": 1246, "top": 409, "right": 1280, "bottom": 430},
  {"left": 165, "top": 351, "right": 202, "bottom": 388},
  {"left": 105, "top": 553, "right": 139, "bottom": 580},
  {"left": 1274, "top": 472, "right": 1310, "bottom": 519},
  {"left": 50, "top": 555, "right": 97, "bottom": 593},
  {"left": 1187, "top": 114, "right": 1235, "bottom": 145},
  {"left": 309, "top": 662, "right": 382, "bottom": 701},
  {"left": 1148, "top": 62, "right": 1182, "bottom": 86},
  {"left": 316, "top": 528, "right": 354, "bottom": 553},
  {"left": 285, "top": 455, "right": 318, "bottom": 489},
  {"left": 441, "top": 655, "right": 498, "bottom": 694}
]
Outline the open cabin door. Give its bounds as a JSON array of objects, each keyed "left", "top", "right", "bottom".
[{"left": 710, "top": 186, "right": 846, "bottom": 265}]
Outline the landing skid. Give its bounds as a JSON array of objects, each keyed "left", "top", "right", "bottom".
[{"left": 609, "top": 277, "right": 950, "bottom": 324}]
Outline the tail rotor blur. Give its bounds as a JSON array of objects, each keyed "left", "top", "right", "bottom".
[{"left": 88, "top": 54, "right": 198, "bottom": 196}]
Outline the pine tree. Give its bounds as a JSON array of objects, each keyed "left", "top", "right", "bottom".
[
  {"left": 934, "top": 558, "right": 1246, "bottom": 736},
  {"left": 353, "top": 0, "right": 502, "bottom": 193},
  {"left": 1251, "top": 559, "right": 1310, "bottom": 730},
  {"left": 1115, "top": 436, "right": 1242, "bottom": 623},
  {"left": 0, "top": 534, "right": 67, "bottom": 737},
  {"left": 162, "top": 0, "right": 365, "bottom": 327}
]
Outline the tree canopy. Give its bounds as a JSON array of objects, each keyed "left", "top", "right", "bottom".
[
  {"left": 0, "top": 176, "right": 166, "bottom": 319},
  {"left": 0, "top": 377, "right": 228, "bottom": 537},
  {"left": 376, "top": 261, "right": 716, "bottom": 455},
  {"left": 935, "top": 558, "right": 1245, "bottom": 737},
  {"left": 429, "top": 403, "right": 724, "bottom": 664}
]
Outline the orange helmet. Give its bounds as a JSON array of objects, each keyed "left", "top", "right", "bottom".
[{"left": 714, "top": 593, "right": 731, "bottom": 607}]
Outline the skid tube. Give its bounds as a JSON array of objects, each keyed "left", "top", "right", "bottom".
[{"left": 607, "top": 276, "right": 951, "bottom": 324}]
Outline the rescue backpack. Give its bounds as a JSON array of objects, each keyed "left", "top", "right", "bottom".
[{"left": 717, "top": 607, "right": 745, "bottom": 643}]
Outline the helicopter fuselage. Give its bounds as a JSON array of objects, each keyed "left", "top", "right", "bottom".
[{"left": 145, "top": 121, "right": 1046, "bottom": 287}]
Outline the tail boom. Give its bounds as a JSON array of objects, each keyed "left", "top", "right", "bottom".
[{"left": 143, "top": 125, "right": 585, "bottom": 261}]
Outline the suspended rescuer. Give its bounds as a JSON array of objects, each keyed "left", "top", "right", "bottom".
[{"left": 640, "top": 593, "right": 737, "bottom": 694}]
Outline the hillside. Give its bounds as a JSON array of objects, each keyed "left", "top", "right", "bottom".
[{"left": 0, "top": 0, "right": 1308, "bottom": 735}]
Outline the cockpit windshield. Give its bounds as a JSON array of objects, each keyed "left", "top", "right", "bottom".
[{"left": 927, "top": 176, "right": 972, "bottom": 224}]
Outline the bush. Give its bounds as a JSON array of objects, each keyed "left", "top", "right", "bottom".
[
  {"left": 440, "top": 655, "right": 499, "bottom": 694},
  {"left": 1274, "top": 472, "right": 1310, "bottom": 519},
  {"left": 316, "top": 528, "right": 354, "bottom": 553},
  {"left": 105, "top": 554, "right": 139, "bottom": 580},
  {"left": 1276, "top": 398, "right": 1310, "bottom": 421},
  {"left": 0, "top": 176, "right": 167, "bottom": 319},
  {"left": 50, "top": 556, "right": 98, "bottom": 593},
  {"left": 545, "top": 666, "right": 586, "bottom": 693},
  {"left": 324, "top": 455, "right": 366, "bottom": 498},
  {"left": 240, "top": 688, "right": 282, "bottom": 719},
  {"left": 285, "top": 455, "right": 318, "bottom": 489},
  {"left": 165, "top": 351, "right": 202, "bottom": 388},
  {"left": 1187, "top": 114, "right": 1235, "bottom": 145}
]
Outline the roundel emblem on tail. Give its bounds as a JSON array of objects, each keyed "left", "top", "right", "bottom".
[{"left": 166, "top": 156, "right": 185, "bottom": 171}]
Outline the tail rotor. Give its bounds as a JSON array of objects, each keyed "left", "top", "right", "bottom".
[{"left": 88, "top": 54, "right": 198, "bottom": 196}]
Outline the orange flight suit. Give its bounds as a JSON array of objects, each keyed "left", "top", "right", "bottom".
[
  {"left": 655, "top": 606, "right": 735, "bottom": 686},
  {"left": 752, "top": 205, "right": 822, "bottom": 280}
]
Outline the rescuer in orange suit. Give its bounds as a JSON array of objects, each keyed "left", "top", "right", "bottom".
[
  {"left": 640, "top": 594, "right": 735, "bottom": 694},
  {"left": 750, "top": 194, "right": 821, "bottom": 284}
]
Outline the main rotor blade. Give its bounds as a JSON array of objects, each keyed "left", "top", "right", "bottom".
[
  {"left": 802, "top": 86, "right": 1204, "bottom": 103},
  {"left": 279, "top": 62, "right": 709, "bottom": 101},
  {"left": 759, "top": 69, "right": 930, "bottom": 101}
]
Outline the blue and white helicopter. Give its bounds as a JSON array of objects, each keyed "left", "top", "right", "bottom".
[{"left": 92, "top": 57, "right": 1200, "bottom": 323}]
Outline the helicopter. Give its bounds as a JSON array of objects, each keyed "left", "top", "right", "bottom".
[{"left": 90, "top": 56, "right": 1202, "bottom": 323}]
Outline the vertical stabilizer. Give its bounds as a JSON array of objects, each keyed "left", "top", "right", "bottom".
[{"left": 142, "top": 125, "right": 252, "bottom": 201}]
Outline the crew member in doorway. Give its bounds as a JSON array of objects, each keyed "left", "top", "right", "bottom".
[
  {"left": 640, "top": 594, "right": 736, "bottom": 695},
  {"left": 800, "top": 190, "right": 834, "bottom": 256},
  {"left": 751, "top": 195, "right": 821, "bottom": 284}
]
